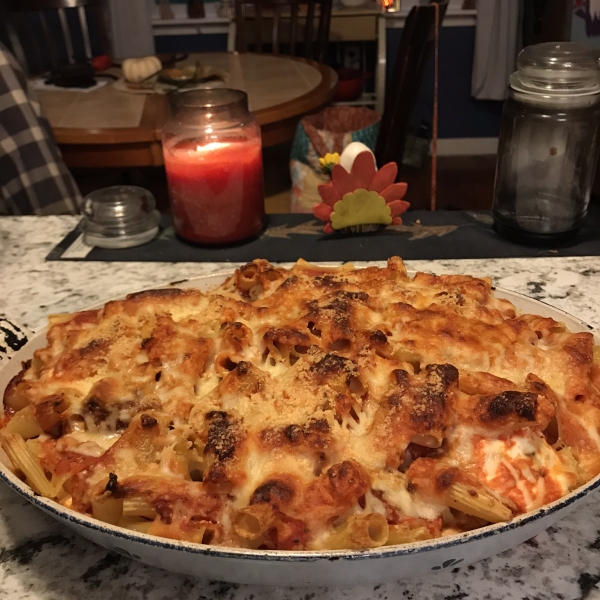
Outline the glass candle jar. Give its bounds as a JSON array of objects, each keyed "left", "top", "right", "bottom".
[
  {"left": 162, "top": 88, "right": 265, "bottom": 244},
  {"left": 492, "top": 43, "right": 600, "bottom": 244}
]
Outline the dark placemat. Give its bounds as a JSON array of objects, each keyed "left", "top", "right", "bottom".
[{"left": 47, "top": 209, "right": 600, "bottom": 263}]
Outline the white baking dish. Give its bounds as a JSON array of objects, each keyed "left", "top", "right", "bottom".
[{"left": 0, "top": 273, "right": 598, "bottom": 587}]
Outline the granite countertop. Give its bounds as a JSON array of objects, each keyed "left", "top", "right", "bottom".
[{"left": 1, "top": 216, "right": 599, "bottom": 600}]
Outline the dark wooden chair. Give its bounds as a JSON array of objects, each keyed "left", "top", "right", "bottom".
[
  {"left": 233, "top": 0, "right": 333, "bottom": 64},
  {"left": 375, "top": 0, "right": 448, "bottom": 171},
  {"left": 1, "top": 0, "right": 111, "bottom": 76}
]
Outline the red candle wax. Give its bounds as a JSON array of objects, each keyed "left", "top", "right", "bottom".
[{"left": 164, "top": 137, "right": 265, "bottom": 244}]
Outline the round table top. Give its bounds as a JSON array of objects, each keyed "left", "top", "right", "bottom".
[
  {"left": 178, "top": 53, "right": 329, "bottom": 115},
  {"left": 38, "top": 53, "right": 338, "bottom": 149}
]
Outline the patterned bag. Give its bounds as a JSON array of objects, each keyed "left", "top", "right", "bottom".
[{"left": 290, "top": 106, "right": 381, "bottom": 213}]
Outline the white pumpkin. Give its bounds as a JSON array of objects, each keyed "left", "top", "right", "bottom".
[
  {"left": 339, "top": 142, "right": 376, "bottom": 172},
  {"left": 122, "top": 56, "right": 163, "bottom": 83}
]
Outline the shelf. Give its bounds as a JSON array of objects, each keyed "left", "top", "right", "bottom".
[{"left": 151, "top": 2, "right": 476, "bottom": 28}]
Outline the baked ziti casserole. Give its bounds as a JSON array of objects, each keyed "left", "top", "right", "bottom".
[{"left": 2, "top": 258, "right": 599, "bottom": 551}]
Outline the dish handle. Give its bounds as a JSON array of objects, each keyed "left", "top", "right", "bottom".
[{"left": 0, "top": 315, "right": 31, "bottom": 365}]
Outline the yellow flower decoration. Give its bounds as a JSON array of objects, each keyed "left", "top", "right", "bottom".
[{"left": 318, "top": 152, "right": 340, "bottom": 175}]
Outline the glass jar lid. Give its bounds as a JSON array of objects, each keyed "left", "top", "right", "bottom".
[
  {"left": 172, "top": 88, "right": 249, "bottom": 111},
  {"left": 510, "top": 42, "right": 600, "bottom": 96},
  {"left": 79, "top": 186, "right": 161, "bottom": 249},
  {"left": 167, "top": 88, "right": 252, "bottom": 132}
]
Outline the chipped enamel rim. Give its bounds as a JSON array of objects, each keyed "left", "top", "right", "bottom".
[{"left": 1, "top": 272, "right": 599, "bottom": 565}]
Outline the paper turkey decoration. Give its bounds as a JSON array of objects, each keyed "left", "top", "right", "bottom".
[{"left": 313, "top": 143, "right": 410, "bottom": 234}]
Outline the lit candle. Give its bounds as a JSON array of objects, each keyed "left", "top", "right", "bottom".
[
  {"left": 164, "top": 137, "right": 264, "bottom": 244},
  {"left": 162, "top": 89, "right": 266, "bottom": 244}
]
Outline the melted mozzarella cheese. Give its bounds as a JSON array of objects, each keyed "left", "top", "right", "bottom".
[
  {"left": 372, "top": 472, "right": 445, "bottom": 520},
  {"left": 571, "top": 413, "right": 600, "bottom": 452},
  {"left": 67, "top": 431, "right": 120, "bottom": 455},
  {"left": 446, "top": 425, "right": 475, "bottom": 466},
  {"left": 477, "top": 430, "right": 576, "bottom": 511},
  {"left": 230, "top": 447, "right": 313, "bottom": 511}
]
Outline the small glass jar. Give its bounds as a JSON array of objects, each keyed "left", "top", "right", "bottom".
[
  {"left": 80, "top": 186, "right": 161, "bottom": 249},
  {"left": 492, "top": 43, "right": 600, "bottom": 244},
  {"left": 162, "top": 88, "right": 265, "bottom": 245}
]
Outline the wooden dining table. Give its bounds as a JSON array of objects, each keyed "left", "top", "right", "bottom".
[{"left": 37, "top": 53, "right": 338, "bottom": 169}]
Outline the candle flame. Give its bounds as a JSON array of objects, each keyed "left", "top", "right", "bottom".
[{"left": 192, "top": 142, "right": 231, "bottom": 154}]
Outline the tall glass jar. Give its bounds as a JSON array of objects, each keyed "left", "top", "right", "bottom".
[
  {"left": 162, "top": 88, "right": 265, "bottom": 245},
  {"left": 492, "top": 43, "right": 600, "bottom": 244}
]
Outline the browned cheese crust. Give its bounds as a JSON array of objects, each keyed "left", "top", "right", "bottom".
[{"left": 2, "top": 258, "right": 599, "bottom": 550}]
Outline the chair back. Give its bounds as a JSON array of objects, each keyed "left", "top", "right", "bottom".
[
  {"left": 374, "top": 0, "right": 448, "bottom": 170},
  {"left": 1, "top": 0, "right": 110, "bottom": 76},
  {"left": 233, "top": 0, "right": 332, "bottom": 64}
]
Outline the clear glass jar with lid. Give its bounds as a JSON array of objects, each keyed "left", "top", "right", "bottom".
[{"left": 492, "top": 42, "right": 600, "bottom": 244}]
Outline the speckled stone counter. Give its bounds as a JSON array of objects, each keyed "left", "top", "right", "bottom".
[{"left": 1, "top": 216, "right": 599, "bottom": 600}]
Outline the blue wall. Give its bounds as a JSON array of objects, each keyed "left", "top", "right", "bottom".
[
  {"left": 386, "top": 25, "right": 503, "bottom": 139},
  {"left": 155, "top": 23, "right": 503, "bottom": 139},
  {"left": 155, "top": 33, "right": 227, "bottom": 54}
]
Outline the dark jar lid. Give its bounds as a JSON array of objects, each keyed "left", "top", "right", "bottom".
[{"left": 170, "top": 88, "right": 249, "bottom": 111}]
